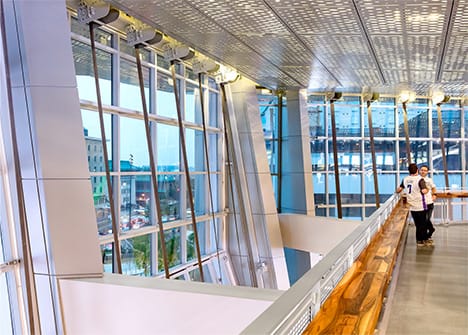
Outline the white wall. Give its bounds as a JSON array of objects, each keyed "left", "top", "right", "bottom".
[
  {"left": 279, "top": 214, "right": 361, "bottom": 254},
  {"left": 59, "top": 274, "right": 282, "bottom": 335}
]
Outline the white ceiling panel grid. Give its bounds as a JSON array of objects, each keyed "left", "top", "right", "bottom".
[{"left": 103, "top": 0, "right": 466, "bottom": 96}]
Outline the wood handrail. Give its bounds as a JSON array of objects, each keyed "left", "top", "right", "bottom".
[{"left": 303, "top": 201, "right": 409, "bottom": 335}]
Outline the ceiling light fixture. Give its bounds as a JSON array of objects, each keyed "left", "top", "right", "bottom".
[
  {"left": 398, "top": 90, "right": 416, "bottom": 104},
  {"left": 432, "top": 92, "right": 451, "bottom": 105},
  {"left": 213, "top": 65, "right": 240, "bottom": 84}
]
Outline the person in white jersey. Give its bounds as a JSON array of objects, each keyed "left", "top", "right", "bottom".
[
  {"left": 419, "top": 165, "right": 437, "bottom": 244},
  {"left": 397, "top": 163, "right": 430, "bottom": 246}
]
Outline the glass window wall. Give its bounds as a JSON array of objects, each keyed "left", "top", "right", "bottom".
[{"left": 71, "top": 18, "right": 223, "bottom": 281}]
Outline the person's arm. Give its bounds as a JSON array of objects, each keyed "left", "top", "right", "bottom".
[
  {"left": 418, "top": 178, "right": 428, "bottom": 194},
  {"left": 431, "top": 180, "right": 437, "bottom": 201},
  {"left": 396, "top": 180, "right": 404, "bottom": 193}
]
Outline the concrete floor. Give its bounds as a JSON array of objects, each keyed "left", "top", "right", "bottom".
[{"left": 383, "top": 223, "right": 468, "bottom": 335}]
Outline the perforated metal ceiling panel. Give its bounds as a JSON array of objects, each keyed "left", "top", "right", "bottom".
[{"left": 105, "top": 0, "right": 466, "bottom": 96}]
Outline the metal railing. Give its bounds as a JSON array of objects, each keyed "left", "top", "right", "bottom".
[{"left": 241, "top": 194, "right": 400, "bottom": 335}]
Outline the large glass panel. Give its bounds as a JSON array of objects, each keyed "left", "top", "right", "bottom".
[
  {"left": 157, "top": 73, "right": 177, "bottom": 118},
  {"left": 307, "top": 94, "right": 325, "bottom": 104},
  {"left": 266, "top": 140, "right": 278, "bottom": 173},
  {"left": 398, "top": 140, "right": 429, "bottom": 168},
  {"left": 312, "top": 172, "right": 326, "bottom": 194},
  {"left": 433, "top": 173, "right": 462, "bottom": 190},
  {"left": 186, "top": 68, "right": 198, "bottom": 81},
  {"left": 260, "top": 104, "right": 277, "bottom": 139},
  {"left": 186, "top": 129, "right": 205, "bottom": 171},
  {"left": 311, "top": 140, "right": 326, "bottom": 171},
  {"left": 190, "top": 174, "right": 206, "bottom": 217},
  {"left": 328, "top": 140, "right": 361, "bottom": 171},
  {"left": 0, "top": 188, "right": 14, "bottom": 333},
  {"left": 186, "top": 82, "right": 201, "bottom": 124},
  {"left": 71, "top": 18, "right": 112, "bottom": 47},
  {"left": 119, "top": 39, "right": 151, "bottom": 61},
  {"left": 120, "top": 58, "right": 150, "bottom": 111},
  {"left": 364, "top": 141, "right": 396, "bottom": 171},
  {"left": 330, "top": 104, "right": 361, "bottom": 137},
  {"left": 159, "top": 175, "right": 181, "bottom": 222},
  {"left": 340, "top": 174, "right": 362, "bottom": 204},
  {"left": 208, "top": 133, "right": 219, "bottom": 171},
  {"left": 187, "top": 221, "right": 206, "bottom": 262},
  {"left": 101, "top": 243, "right": 114, "bottom": 273},
  {"left": 81, "top": 109, "right": 112, "bottom": 172},
  {"left": 328, "top": 173, "right": 362, "bottom": 204},
  {"left": 120, "top": 175, "right": 152, "bottom": 232},
  {"left": 157, "top": 124, "right": 180, "bottom": 172},
  {"left": 208, "top": 173, "right": 220, "bottom": 212},
  {"left": 72, "top": 40, "right": 112, "bottom": 104},
  {"left": 464, "top": 105, "right": 468, "bottom": 137},
  {"left": 433, "top": 141, "right": 461, "bottom": 171},
  {"left": 376, "top": 174, "right": 398, "bottom": 195},
  {"left": 432, "top": 108, "right": 461, "bottom": 138},
  {"left": 120, "top": 117, "right": 150, "bottom": 171},
  {"left": 364, "top": 107, "right": 395, "bottom": 137},
  {"left": 208, "top": 218, "right": 223, "bottom": 253},
  {"left": 342, "top": 207, "right": 362, "bottom": 220},
  {"left": 121, "top": 234, "right": 153, "bottom": 276},
  {"left": 157, "top": 54, "right": 170, "bottom": 70},
  {"left": 308, "top": 105, "right": 326, "bottom": 137},
  {"left": 160, "top": 227, "right": 182, "bottom": 269},
  {"left": 398, "top": 106, "right": 429, "bottom": 137},
  {"left": 189, "top": 264, "right": 212, "bottom": 282},
  {"left": 208, "top": 90, "right": 219, "bottom": 128},
  {"left": 95, "top": 185, "right": 112, "bottom": 235}
]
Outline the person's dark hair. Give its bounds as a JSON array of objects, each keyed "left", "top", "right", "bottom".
[
  {"left": 408, "top": 163, "right": 418, "bottom": 174},
  {"left": 420, "top": 164, "right": 429, "bottom": 170}
]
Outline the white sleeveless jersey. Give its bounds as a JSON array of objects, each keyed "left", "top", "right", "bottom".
[
  {"left": 403, "top": 175, "right": 428, "bottom": 211},
  {"left": 423, "top": 176, "right": 435, "bottom": 205}
]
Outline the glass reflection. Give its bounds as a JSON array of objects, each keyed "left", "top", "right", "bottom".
[
  {"left": 158, "top": 175, "right": 181, "bottom": 222},
  {"left": 157, "top": 73, "right": 177, "bottom": 118},
  {"left": 309, "top": 105, "right": 326, "bottom": 137},
  {"left": 120, "top": 235, "right": 153, "bottom": 276},
  {"left": 157, "top": 124, "right": 180, "bottom": 172},
  {"left": 186, "top": 129, "right": 205, "bottom": 171},
  {"left": 81, "top": 109, "right": 112, "bottom": 171},
  {"left": 159, "top": 228, "right": 181, "bottom": 270},
  {"left": 328, "top": 140, "right": 361, "bottom": 171},
  {"left": 120, "top": 117, "right": 150, "bottom": 171},
  {"left": 398, "top": 107, "right": 429, "bottom": 137},
  {"left": 331, "top": 105, "right": 361, "bottom": 137},
  {"left": 186, "top": 82, "right": 201, "bottom": 124},
  {"left": 120, "top": 175, "right": 152, "bottom": 233},
  {"left": 119, "top": 58, "right": 150, "bottom": 111},
  {"left": 432, "top": 108, "right": 461, "bottom": 138},
  {"left": 433, "top": 141, "right": 461, "bottom": 170},
  {"left": 398, "top": 140, "right": 429, "bottom": 169},
  {"left": 209, "top": 91, "right": 219, "bottom": 128},
  {"left": 73, "top": 40, "right": 112, "bottom": 104},
  {"left": 364, "top": 107, "right": 395, "bottom": 137}
]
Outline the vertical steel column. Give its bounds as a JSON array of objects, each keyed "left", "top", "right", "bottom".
[
  {"left": 436, "top": 100, "right": 450, "bottom": 189},
  {"left": 89, "top": 23, "right": 122, "bottom": 273},
  {"left": 367, "top": 98, "right": 380, "bottom": 208},
  {"left": 169, "top": 61, "right": 204, "bottom": 281},
  {"left": 197, "top": 73, "right": 222, "bottom": 281},
  {"left": 329, "top": 94, "right": 342, "bottom": 218},
  {"left": 0, "top": 2, "right": 40, "bottom": 330},
  {"left": 402, "top": 101, "right": 412, "bottom": 165},
  {"left": 220, "top": 84, "right": 258, "bottom": 287},
  {"left": 134, "top": 46, "right": 170, "bottom": 278},
  {"left": 277, "top": 91, "right": 283, "bottom": 213}
]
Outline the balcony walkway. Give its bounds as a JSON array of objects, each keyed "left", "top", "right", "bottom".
[{"left": 381, "top": 223, "right": 468, "bottom": 335}]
